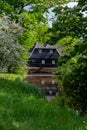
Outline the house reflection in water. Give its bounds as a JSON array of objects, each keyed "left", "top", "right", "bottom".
[
  {"left": 26, "top": 43, "right": 60, "bottom": 95},
  {"left": 25, "top": 74, "right": 58, "bottom": 95}
]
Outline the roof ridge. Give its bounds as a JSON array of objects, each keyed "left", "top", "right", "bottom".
[{"left": 35, "top": 43, "right": 57, "bottom": 49}]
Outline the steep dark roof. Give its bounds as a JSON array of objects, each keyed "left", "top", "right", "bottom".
[{"left": 30, "top": 43, "right": 59, "bottom": 59}]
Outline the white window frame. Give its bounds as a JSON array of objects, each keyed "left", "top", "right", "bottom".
[
  {"left": 42, "top": 60, "right": 45, "bottom": 64},
  {"left": 52, "top": 60, "right": 55, "bottom": 64},
  {"left": 50, "top": 49, "right": 53, "bottom": 54},
  {"left": 39, "top": 49, "right": 42, "bottom": 54}
]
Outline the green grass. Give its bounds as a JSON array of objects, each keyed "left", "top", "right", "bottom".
[
  {"left": 0, "top": 73, "right": 22, "bottom": 80},
  {"left": 0, "top": 74, "right": 87, "bottom": 130}
]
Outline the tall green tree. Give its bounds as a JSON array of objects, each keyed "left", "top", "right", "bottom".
[
  {"left": 0, "top": 0, "right": 51, "bottom": 73},
  {"left": 0, "top": 16, "right": 24, "bottom": 73},
  {"left": 50, "top": 0, "right": 87, "bottom": 114},
  {"left": 49, "top": 4, "right": 87, "bottom": 44}
]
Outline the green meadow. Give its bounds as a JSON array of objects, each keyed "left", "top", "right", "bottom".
[{"left": 0, "top": 74, "right": 86, "bottom": 130}]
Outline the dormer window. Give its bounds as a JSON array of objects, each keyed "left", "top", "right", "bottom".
[
  {"left": 50, "top": 49, "right": 53, "bottom": 54},
  {"left": 52, "top": 60, "right": 55, "bottom": 64},
  {"left": 39, "top": 49, "right": 42, "bottom": 53}
]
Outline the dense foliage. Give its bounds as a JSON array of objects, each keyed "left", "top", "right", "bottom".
[
  {"left": 50, "top": 1, "right": 87, "bottom": 114},
  {"left": 0, "top": 16, "right": 25, "bottom": 73},
  {"left": 0, "top": 0, "right": 52, "bottom": 73},
  {"left": 0, "top": 0, "right": 71, "bottom": 73},
  {"left": 0, "top": 0, "right": 87, "bottom": 116}
]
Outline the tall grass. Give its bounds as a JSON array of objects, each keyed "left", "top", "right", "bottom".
[{"left": 0, "top": 76, "right": 86, "bottom": 130}]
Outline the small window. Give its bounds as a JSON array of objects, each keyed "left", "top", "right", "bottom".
[
  {"left": 41, "top": 80, "right": 45, "bottom": 84},
  {"left": 52, "top": 80, "right": 55, "bottom": 84},
  {"left": 39, "top": 49, "right": 42, "bottom": 53},
  {"left": 52, "top": 60, "right": 55, "bottom": 64},
  {"left": 42, "top": 60, "right": 45, "bottom": 64},
  {"left": 32, "top": 59, "right": 35, "bottom": 62},
  {"left": 50, "top": 49, "right": 53, "bottom": 54}
]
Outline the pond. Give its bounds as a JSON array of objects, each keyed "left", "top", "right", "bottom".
[{"left": 25, "top": 74, "right": 59, "bottom": 96}]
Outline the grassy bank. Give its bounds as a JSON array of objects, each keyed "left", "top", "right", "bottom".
[
  {"left": 0, "top": 73, "right": 22, "bottom": 80},
  {"left": 0, "top": 74, "right": 86, "bottom": 130}
]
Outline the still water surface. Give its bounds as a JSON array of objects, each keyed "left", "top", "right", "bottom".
[{"left": 25, "top": 74, "right": 58, "bottom": 96}]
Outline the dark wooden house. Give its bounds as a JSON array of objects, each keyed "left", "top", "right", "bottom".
[{"left": 28, "top": 43, "right": 60, "bottom": 68}]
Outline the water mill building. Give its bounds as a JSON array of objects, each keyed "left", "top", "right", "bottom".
[
  {"left": 26, "top": 43, "right": 60, "bottom": 96},
  {"left": 28, "top": 43, "right": 60, "bottom": 74}
]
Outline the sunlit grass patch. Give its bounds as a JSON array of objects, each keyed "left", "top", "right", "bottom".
[{"left": 0, "top": 73, "right": 22, "bottom": 80}]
